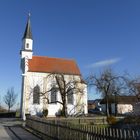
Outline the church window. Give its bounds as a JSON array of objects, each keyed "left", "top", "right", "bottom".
[
  {"left": 67, "top": 87, "right": 74, "bottom": 104},
  {"left": 33, "top": 85, "right": 40, "bottom": 104},
  {"left": 50, "top": 86, "right": 57, "bottom": 104},
  {"left": 26, "top": 43, "right": 29, "bottom": 48}
]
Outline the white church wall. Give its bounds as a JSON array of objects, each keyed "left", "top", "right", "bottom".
[
  {"left": 67, "top": 104, "right": 76, "bottom": 115},
  {"left": 25, "top": 72, "right": 45, "bottom": 116},
  {"left": 83, "top": 84, "right": 88, "bottom": 114},
  {"left": 23, "top": 72, "right": 87, "bottom": 117},
  {"left": 21, "top": 51, "right": 33, "bottom": 59},
  {"left": 47, "top": 103, "right": 62, "bottom": 117}
]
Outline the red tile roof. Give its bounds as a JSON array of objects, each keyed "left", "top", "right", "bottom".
[{"left": 28, "top": 56, "right": 81, "bottom": 75}]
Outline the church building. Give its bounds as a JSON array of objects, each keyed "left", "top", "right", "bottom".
[{"left": 20, "top": 16, "right": 88, "bottom": 120}]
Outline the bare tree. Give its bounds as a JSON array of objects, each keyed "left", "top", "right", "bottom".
[
  {"left": 3, "top": 87, "right": 18, "bottom": 112},
  {"left": 41, "top": 73, "right": 85, "bottom": 117},
  {"left": 87, "top": 69, "right": 126, "bottom": 116},
  {"left": 124, "top": 76, "right": 140, "bottom": 101}
]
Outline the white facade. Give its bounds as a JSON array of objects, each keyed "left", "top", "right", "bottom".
[
  {"left": 117, "top": 104, "right": 133, "bottom": 114},
  {"left": 21, "top": 72, "right": 87, "bottom": 120}
]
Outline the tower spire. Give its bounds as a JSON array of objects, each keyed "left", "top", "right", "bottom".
[
  {"left": 21, "top": 13, "right": 33, "bottom": 59},
  {"left": 23, "top": 13, "right": 32, "bottom": 39}
]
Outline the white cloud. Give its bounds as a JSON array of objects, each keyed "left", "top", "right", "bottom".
[{"left": 87, "top": 58, "right": 121, "bottom": 68}]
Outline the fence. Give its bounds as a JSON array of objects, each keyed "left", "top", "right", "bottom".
[{"left": 26, "top": 116, "right": 140, "bottom": 140}]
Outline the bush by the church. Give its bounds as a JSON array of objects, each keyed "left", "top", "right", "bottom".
[
  {"left": 0, "top": 112, "right": 16, "bottom": 118},
  {"left": 107, "top": 116, "right": 117, "bottom": 125},
  {"left": 42, "top": 109, "right": 48, "bottom": 117}
]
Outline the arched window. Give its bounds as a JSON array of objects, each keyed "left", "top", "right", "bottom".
[
  {"left": 33, "top": 85, "right": 40, "bottom": 104},
  {"left": 67, "top": 87, "right": 74, "bottom": 104},
  {"left": 50, "top": 86, "right": 57, "bottom": 104}
]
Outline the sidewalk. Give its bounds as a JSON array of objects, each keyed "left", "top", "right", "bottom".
[
  {"left": 0, "top": 118, "right": 41, "bottom": 140},
  {"left": 0, "top": 125, "right": 12, "bottom": 140}
]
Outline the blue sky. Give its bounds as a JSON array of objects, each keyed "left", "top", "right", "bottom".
[{"left": 0, "top": 0, "right": 140, "bottom": 104}]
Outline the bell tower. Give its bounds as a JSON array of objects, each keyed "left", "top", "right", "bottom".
[
  {"left": 20, "top": 14, "right": 33, "bottom": 74},
  {"left": 21, "top": 13, "right": 33, "bottom": 58},
  {"left": 20, "top": 14, "right": 33, "bottom": 120}
]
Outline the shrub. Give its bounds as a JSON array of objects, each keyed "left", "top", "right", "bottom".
[
  {"left": 57, "top": 109, "right": 65, "bottom": 117},
  {"left": 124, "top": 116, "right": 140, "bottom": 124},
  {"left": 42, "top": 109, "right": 48, "bottom": 117},
  {"left": 107, "top": 116, "right": 117, "bottom": 125},
  {"left": 0, "top": 112, "right": 16, "bottom": 118}
]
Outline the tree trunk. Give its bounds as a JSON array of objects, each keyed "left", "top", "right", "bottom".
[
  {"left": 62, "top": 98, "right": 67, "bottom": 117},
  {"left": 106, "top": 97, "right": 110, "bottom": 117},
  {"left": 8, "top": 106, "right": 10, "bottom": 112},
  {"left": 115, "top": 94, "right": 117, "bottom": 116},
  {"left": 109, "top": 103, "right": 112, "bottom": 115}
]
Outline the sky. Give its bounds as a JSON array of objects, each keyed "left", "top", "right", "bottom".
[{"left": 0, "top": 0, "right": 140, "bottom": 105}]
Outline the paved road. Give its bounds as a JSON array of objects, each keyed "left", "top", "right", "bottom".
[
  {"left": 0, "top": 125, "right": 12, "bottom": 140},
  {"left": 0, "top": 118, "right": 41, "bottom": 140},
  {"left": 5, "top": 126, "right": 41, "bottom": 140}
]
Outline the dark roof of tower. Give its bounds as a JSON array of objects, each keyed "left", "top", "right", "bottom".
[{"left": 23, "top": 15, "right": 32, "bottom": 39}]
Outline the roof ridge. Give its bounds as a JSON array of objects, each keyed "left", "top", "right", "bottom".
[{"left": 33, "top": 55, "right": 76, "bottom": 61}]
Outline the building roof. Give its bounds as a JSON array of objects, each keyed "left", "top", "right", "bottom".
[
  {"left": 23, "top": 15, "right": 32, "bottom": 39},
  {"left": 88, "top": 99, "right": 102, "bottom": 104},
  {"left": 100, "top": 96, "right": 138, "bottom": 104},
  {"left": 28, "top": 56, "right": 81, "bottom": 75},
  {"left": 88, "top": 100, "right": 95, "bottom": 104}
]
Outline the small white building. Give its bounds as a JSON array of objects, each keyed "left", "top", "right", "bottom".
[
  {"left": 100, "top": 96, "right": 138, "bottom": 115},
  {"left": 20, "top": 16, "right": 88, "bottom": 120}
]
